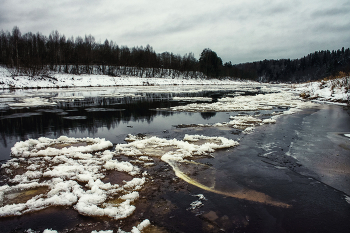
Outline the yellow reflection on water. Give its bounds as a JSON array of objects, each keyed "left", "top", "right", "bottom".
[{"left": 168, "top": 160, "right": 291, "bottom": 208}]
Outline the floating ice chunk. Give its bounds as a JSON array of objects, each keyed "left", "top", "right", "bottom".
[
  {"left": 104, "top": 160, "right": 140, "bottom": 175},
  {"left": 123, "top": 178, "right": 146, "bottom": 190},
  {"left": 8, "top": 97, "right": 57, "bottom": 108},
  {"left": 120, "top": 191, "right": 139, "bottom": 201},
  {"left": 143, "top": 163, "right": 154, "bottom": 166},
  {"left": 283, "top": 108, "right": 302, "bottom": 115},
  {"left": 243, "top": 127, "right": 255, "bottom": 134},
  {"left": 163, "top": 92, "right": 319, "bottom": 113},
  {"left": 346, "top": 196, "right": 350, "bottom": 204},
  {"left": 194, "top": 194, "right": 207, "bottom": 200},
  {"left": 124, "top": 134, "right": 146, "bottom": 142},
  {"left": 11, "top": 136, "right": 113, "bottom": 157},
  {"left": 188, "top": 200, "right": 203, "bottom": 210},
  {"left": 188, "top": 194, "right": 207, "bottom": 210},
  {"left": 116, "top": 135, "right": 239, "bottom": 167},
  {"left": 43, "top": 229, "right": 58, "bottom": 233},
  {"left": 228, "top": 115, "right": 262, "bottom": 129},
  {"left": 172, "top": 97, "right": 212, "bottom": 102},
  {"left": 1, "top": 136, "right": 145, "bottom": 221},
  {"left": 136, "top": 219, "right": 151, "bottom": 231},
  {"left": 262, "top": 118, "right": 276, "bottom": 124},
  {"left": 117, "top": 219, "right": 151, "bottom": 233},
  {"left": 138, "top": 156, "right": 153, "bottom": 161}
]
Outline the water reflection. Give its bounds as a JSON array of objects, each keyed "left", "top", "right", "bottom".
[
  {"left": 200, "top": 112, "right": 217, "bottom": 120},
  {"left": 0, "top": 90, "right": 240, "bottom": 161},
  {"left": 166, "top": 160, "right": 291, "bottom": 208}
]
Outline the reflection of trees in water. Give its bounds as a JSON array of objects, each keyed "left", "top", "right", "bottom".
[
  {"left": 200, "top": 112, "right": 216, "bottom": 120},
  {"left": 0, "top": 98, "right": 176, "bottom": 147},
  {"left": 0, "top": 89, "right": 241, "bottom": 147}
]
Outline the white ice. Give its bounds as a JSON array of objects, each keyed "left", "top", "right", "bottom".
[{"left": 0, "top": 137, "right": 147, "bottom": 221}]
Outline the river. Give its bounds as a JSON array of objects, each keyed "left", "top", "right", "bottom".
[{"left": 0, "top": 85, "right": 349, "bottom": 233}]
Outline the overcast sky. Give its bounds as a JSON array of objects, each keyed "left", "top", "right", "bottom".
[{"left": 1, "top": 0, "right": 350, "bottom": 64}]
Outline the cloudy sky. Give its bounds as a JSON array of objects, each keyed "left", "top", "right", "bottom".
[{"left": 1, "top": 0, "right": 350, "bottom": 64}]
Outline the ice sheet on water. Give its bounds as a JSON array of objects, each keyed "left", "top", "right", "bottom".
[
  {"left": 63, "top": 116, "right": 87, "bottom": 120},
  {"left": 43, "top": 229, "right": 58, "bottom": 233},
  {"left": 175, "top": 114, "right": 277, "bottom": 134},
  {"left": 172, "top": 96, "right": 212, "bottom": 102},
  {"left": 115, "top": 134, "right": 239, "bottom": 163},
  {"left": 85, "top": 108, "right": 125, "bottom": 112},
  {"left": 8, "top": 97, "right": 57, "bottom": 108},
  {"left": 162, "top": 92, "right": 318, "bottom": 113}
]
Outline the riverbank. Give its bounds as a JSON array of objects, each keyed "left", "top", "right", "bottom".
[
  {"left": 0, "top": 66, "right": 246, "bottom": 88},
  {"left": 1, "top": 66, "right": 349, "bottom": 105}
]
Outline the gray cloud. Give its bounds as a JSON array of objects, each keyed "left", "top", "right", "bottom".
[
  {"left": 311, "top": 7, "right": 350, "bottom": 18},
  {"left": 0, "top": 0, "right": 349, "bottom": 64}
]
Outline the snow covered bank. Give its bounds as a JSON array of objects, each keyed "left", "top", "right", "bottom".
[
  {"left": 1, "top": 66, "right": 349, "bottom": 105},
  {"left": 292, "top": 76, "right": 350, "bottom": 105},
  {"left": 0, "top": 66, "right": 247, "bottom": 89}
]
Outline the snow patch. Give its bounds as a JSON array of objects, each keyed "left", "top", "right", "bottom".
[{"left": 346, "top": 196, "right": 350, "bottom": 204}]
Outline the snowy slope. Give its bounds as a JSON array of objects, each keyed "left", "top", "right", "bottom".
[
  {"left": 0, "top": 66, "right": 245, "bottom": 88},
  {"left": 292, "top": 77, "right": 350, "bottom": 104}
]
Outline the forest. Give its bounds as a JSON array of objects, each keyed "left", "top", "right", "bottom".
[{"left": 1, "top": 26, "right": 349, "bottom": 82}]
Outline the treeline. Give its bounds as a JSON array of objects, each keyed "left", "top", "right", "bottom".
[
  {"left": 235, "top": 48, "right": 350, "bottom": 82},
  {"left": 0, "top": 26, "right": 251, "bottom": 80},
  {"left": 1, "top": 26, "right": 349, "bottom": 82}
]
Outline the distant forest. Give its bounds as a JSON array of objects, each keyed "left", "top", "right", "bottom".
[{"left": 1, "top": 26, "right": 350, "bottom": 83}]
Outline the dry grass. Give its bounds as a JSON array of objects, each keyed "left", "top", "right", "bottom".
[
  {"left": 318, "top": 71, "right": 350, "bottom": 95},
  {"left": 322, "top": 71, "right": 350, "bottom": 81}
]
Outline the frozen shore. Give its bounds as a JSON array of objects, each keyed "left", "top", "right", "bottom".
[{"left": 0, "top": 66, "right": 349, "bottom": 105}]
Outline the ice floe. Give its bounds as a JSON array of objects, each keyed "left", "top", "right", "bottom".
[
  {"left": 188, "top": 194, "right": 207, "bottom": 210},
  {"left": 0, "top": 136, "right": 148, "bottom": 221},
  {"left": 117, "top": 219, "right": 151, "bottom": 233},
  {"left": 163, "top": 92, "right": 318, "bottom": 112},
  {"left": 175, "top": 114, "right": 278, "bottom": 134},
  {"left": 346, "top": 196, "right": 350, "bottom": 204},
  {"left": 115, "top": 134, "right": 239, "bottom": 164},
  {"left": 8, "top": 97, "right": 57, "bottom": 108},
  {"left": 172, "top": 96, "right": 212, "bottom": 102}
]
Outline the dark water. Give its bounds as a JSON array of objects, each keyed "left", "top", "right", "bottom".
[{"left": 0, "top": 88, "right": 350, "bottom": 233}]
